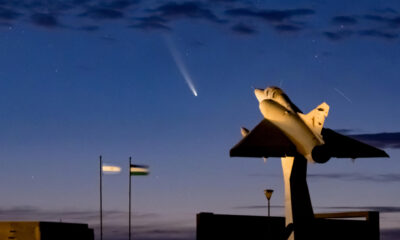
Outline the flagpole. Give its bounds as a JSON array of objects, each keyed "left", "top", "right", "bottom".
[
  {"left": 129, "top": 156, "right": 132, "bottom": 240},
  {"left": 100, "top": 155, "right": 103, "bottom": 240}
]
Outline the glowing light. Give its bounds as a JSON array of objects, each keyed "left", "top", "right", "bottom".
[
  {"left": 102, "top": 165, "right": 121, "bottom": 173},
  {"left": 165, "top": 37, "right": 198, "bottom": 97}
]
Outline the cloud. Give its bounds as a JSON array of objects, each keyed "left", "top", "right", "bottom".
[
  {"left": 233, "top": 205, "right": 284, "bottom": 210},
  {"left": 0, "top": 206, "right": 196, "bottom": 239},
  {"left": 102, "top": 0, "right": 139, "bottom": 10},
  {"left": 373, "top": 8, "right": 398, "bottom": 15},
  {"left": 323, "top": 30, "right": 353, "bottom": 41},
  {"left": 1, "top": 0, "right": 399, "bottom": 44},
  {"left": 321, "top": 206, "right": 400, "bottom": 213},
  {"left": 80, "top": 7, "right": 124, "bottom": 20},
  {"left": 249, "top": 172, "right": 400, "bottom": 183},
  {"left": 382, "top": 228, "right": 400, "bottom": 240},
  {"left": 79, "top": 25, "right": 100, "bottom": 32},
  {"left": 334, "top": 129, "right": 357, "bottom": 135},
  {"left": 359, "top": 29, "right": 398, "bottom": 39},
  {"left": 364, "top": 14, "right": 390, "bottom": 23},
  {"left": 0, "top": 206, "right": 156, "bottom": 222},
  {"left": 0, "top": 6, "right": 21, "bottom": 20},
  {"left": 349, "top": 132, "right": 400, "bottom": 149},
  {"left": 92, "top": 224, "right": 195, "bottom": 240},
  {"left": 364, "top": 14, "right": 400, "bottom": 29},
  {"left": 130, "top": 22, "right": 171, "bottom": 31},
  {"left": 233, "top": 204, "right": 400, "bottom": 213},
  {"left": 30, "top": 13, "right": 60, "bottom": 28},
  {"left": 148, "top": 2, "right": 224, "bottom": 23},
  {"left": 308, "top": 173, "right": 400, "bottom": 183},
  {"left": 225, "top": 7, "right": 315, "bottom": 23},
  {"left": 231, "top": 23, "right": 257, "bottom": 35},
  {"left": 332, "top": 16, "right": 357, "bottom": 25},
  {"left": 130, "top": 16, "right": 171, "bottom": 31},
  {"left": 275, "top": 24, "right": 302, "bottom": 33}
]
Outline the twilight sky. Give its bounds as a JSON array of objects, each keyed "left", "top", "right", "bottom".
[{"left": 1, "top": 0, "right": 400, "bottom": 239}]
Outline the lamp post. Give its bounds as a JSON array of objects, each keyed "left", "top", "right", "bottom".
[{"left": 264, "top": 189, "right": 274, "bottom": 217}]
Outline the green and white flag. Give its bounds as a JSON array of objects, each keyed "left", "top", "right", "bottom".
[{"left": 130, "top": 164, "right": 149, "bottom": 176}]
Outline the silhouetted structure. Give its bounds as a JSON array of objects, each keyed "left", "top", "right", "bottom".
[
  {"left": 197, "top": 211, "right": 379, "bottom": 240},
  {"left": 0, "top": 221, "right": 94, "bottom": 240}
]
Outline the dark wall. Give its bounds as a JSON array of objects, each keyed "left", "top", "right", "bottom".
[
  {"left": 197, "top": 213, "right": 286, "bottom": 240},
  {"left": 197, "top": 212, "right": 380, "bottom": 240},
  {"left": 40, "top": 222, "right": 94, "bottom": 240}
]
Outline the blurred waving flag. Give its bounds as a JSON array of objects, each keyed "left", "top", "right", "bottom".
[
  {"left": 102, "top": 164, "right": 121, "bottom": 174},
  {"left": 130, "top": 164, "right": 149, "bottom": 176}
]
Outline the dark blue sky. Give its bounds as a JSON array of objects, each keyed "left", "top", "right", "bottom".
[{"left": 1, "top": 0, "right": 400, "bottom": 239}]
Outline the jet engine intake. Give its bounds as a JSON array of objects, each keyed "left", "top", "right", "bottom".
[{"left": 311, "top": 145, "right": 331, "bottom": 164}]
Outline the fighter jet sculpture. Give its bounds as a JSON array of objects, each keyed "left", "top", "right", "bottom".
[{"left": 230, "top": 86, "right": 389, "bottom": 240}]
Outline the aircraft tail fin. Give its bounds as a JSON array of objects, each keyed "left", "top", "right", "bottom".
[{"left": 299, "top": 102, "right": 330, "bottom": 135}]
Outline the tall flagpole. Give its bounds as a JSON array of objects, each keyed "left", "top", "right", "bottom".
[
  {"left": 129, "top": 156, "right": 132, "bottom": 240},
  {"left": 100, "top": 155, "right": 103, "bottom": 240}
]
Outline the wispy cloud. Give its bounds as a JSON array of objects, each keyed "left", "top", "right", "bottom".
[
  {"left": 233, "top": 204, "right": 400, "bottom": 213},
  {"left": 323, "top": 30, "right": 353, "bottom": 41},
  {"left": 349, "top": 132, "right": 400, "bottom": 149},
  {"left": 225, "top": 8, "right": 315, "bottom": 23},
  {"left": 331, "top": 16, "right": 358, "bottom": 25},
  {"left": 231, "top": 23, "right": 257, "bottom": 35},
  {"left": 248, "top": 172, "right": 400, "bottom": 183},
  {"left": 382, "top": 228, "right": 400, "bottom": 240},
  {"left": 233, "top": 205, "right": 284, "bottom": 210},
  {"left": 275, "top": 24, "right": 302, "bottom": 33},
  {"left": 0, "top": 206, "right": 156, "bottom": 222},
  {"left": 30, "top": 13, "right": 60, "bottom": 28},
  {"left": 130, "top": 16, "right": 171, "bottom": 31},
  {"left": 93, "top": 224, "right": 195, "bottom": 240},
  {"left": 79, "top": 7, "right": 124, "bottom": 20},
  {"left": 321, "top": 206, "right": 400, "bottom": 213},
  {"left": 148, "top": 2, "right": 225, "bottom": 23},
  {"left": 1, "top": 1, "right": 400, "bottom": 42},
  {"left": 308, "top": 173, "right": 400, "bottom": 183},
  {"left": 333, "top": 129, "right": 356, "bottom": 135},
  {"left": 364, "top": 14, "right": 400, "bottom": 28},
  {"left": 0, "top": 6, "right": 21, "bottom": 21},
  {"left": 0, "top": 206, "right": 194, "bottom": 240},
  {"left": 358, "top": 29, "right": 398, "bottom": 39}
]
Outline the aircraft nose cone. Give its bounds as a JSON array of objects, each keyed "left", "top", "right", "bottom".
[{"left": 254, "top": 89, "right": 266, "bottom": 102}]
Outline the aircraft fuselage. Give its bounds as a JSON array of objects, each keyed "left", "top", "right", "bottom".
[
  {"left": 255, "top": 87, "right": 325, "bottom": 162},
  {"left": 259, "top": 99, "right": 322, "bottom": 159}
]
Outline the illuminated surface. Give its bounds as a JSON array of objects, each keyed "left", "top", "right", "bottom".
[
  {"left": 101, "top": 165, "right": 121, "bottom": 174},
  {"left": 264, "top": 189, "right": 274, "bottom": 201}
]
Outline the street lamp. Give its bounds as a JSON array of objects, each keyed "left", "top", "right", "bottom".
[{"left": 264, "top": 189, "right": 274, "bottom": 217}]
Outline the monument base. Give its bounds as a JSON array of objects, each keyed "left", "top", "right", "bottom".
[{"left": 197, "top": 211, "right": 379, "bottom": 240}]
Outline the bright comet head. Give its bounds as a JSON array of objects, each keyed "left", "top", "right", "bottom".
[{"left": 165, "top": 37, "right": 198, "bottom": 97}]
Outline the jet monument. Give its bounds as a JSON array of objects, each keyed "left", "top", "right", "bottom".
[{"left": 230, "top": 86, "right": 389, "bottom": 240}]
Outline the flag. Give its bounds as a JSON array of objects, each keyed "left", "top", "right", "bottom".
[
  {"left": 130, "top": 164, "right": 149, "bottom": 176},
  {"left": 102, "top": 164, "right": 121, "bottom": 174}
]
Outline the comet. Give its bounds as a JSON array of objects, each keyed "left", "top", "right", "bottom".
[{"left": 165, "top": 37, "right": 198, "bottom": 97}]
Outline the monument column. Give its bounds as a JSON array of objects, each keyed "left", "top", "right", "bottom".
[{"left": 282, "top": 155, "right": 314, "bottom": 240}]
